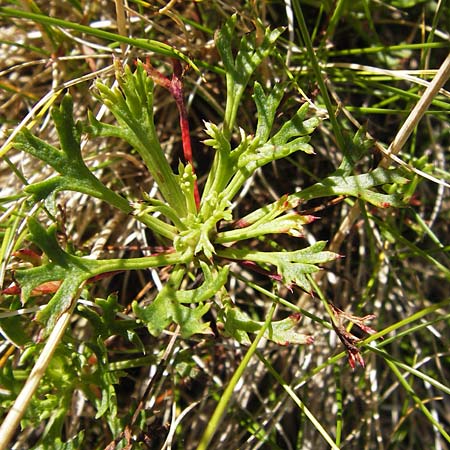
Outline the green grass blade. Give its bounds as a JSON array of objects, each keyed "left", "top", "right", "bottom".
[{"left": 0, "top": 7, "right": 199, "bottom": 73}]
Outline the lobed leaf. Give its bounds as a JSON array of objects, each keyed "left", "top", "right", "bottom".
[
  {"left": 295, "top": 167, "right": 410, "bottom": 208},
  {"left": 220, "top": 304, "right": 313, "bottom": 346},
  {"left": 217, "top": 14, "right": 284, "bottom": 137},
  {"left": 14, "top": 95, "right": 132, "bottom": 212},
  {"left": 133, "top": 264, "right": 228, "bottom": 338},
  {"left": 253, "top": 81, "right": 286, "bottom": 143},
  {"left": 216, "top": 212, "right": 315, "bottom": 243},
  {"left": 240, "top": 167, "right": 410, "bottom": 227},
  {"left": 92, "top": 63, "right": 187, "bottom": 217},
  {"left": 14, "top": 219, "right": 187, "bottom": 334},
  {"left": 217, "top": 241, "right": 338, "bottom": 291},
  {"left": 270, "top": 103, "right": 320, "bottom": 145}
]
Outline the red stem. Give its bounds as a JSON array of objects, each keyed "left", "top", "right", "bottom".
[{"left": 144, "top": 59, "right": 200, "bottom": 210}]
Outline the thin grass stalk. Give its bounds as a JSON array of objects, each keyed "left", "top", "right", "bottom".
[
  {"left": 196, "top": 302, "right": 277, "bottom": 450},
  {"left": 256, "top": 350, "right": 340, "bottom": 450},
  {"left": 291, "top": 0, "right": 346, "bottom": 156},
  {"left": 0, "top": 7, "right": 199, "bottom": 72},
  {"left": 381, "top": 52, "right": 450, "bottom": 166},
  {"left": 382, "top": 355, "right": 450, "bottom": 443}
]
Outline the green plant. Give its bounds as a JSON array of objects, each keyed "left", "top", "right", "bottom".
[
  {"left": 1, "top": 2, "right": 449, "bottom": 449},
  {"left": 10, "top": 15, "right": 407, "bottom": 351}
]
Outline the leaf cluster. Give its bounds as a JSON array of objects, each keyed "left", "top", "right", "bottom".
[{"left": 0, "top": 11, "right": 418, "bottom": 449}]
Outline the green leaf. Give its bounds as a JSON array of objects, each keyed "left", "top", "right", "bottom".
[
  {"left": 178, "top": 162, "right": 199, "bottom": 216},
  {"left": 14, "top": 95, "right": 131, "bottom": 213},
  {"left": 267, "top": 314, "right": 314, "bottom": 345},
  {"left": 27, "top": 217, "right": 68, "bottom": 266},
  {"left": 133, "top": 288, "right": 174, "bottom": 337},
  {"left": 92, "top": 62, "right": 187, "bottom": 217},
  {"left": 14, "top": 219, "right": 187, "bottom": 334},
  {"left": 175, "top": 263, "right": 229, "bottom": 303},
  {"left": 216, "top": 209, "right": 314, "bottom": 243},
  {"left": 203, "top": 121, "right": 232, "bottom": 154},
  {"left": 95, "top": 377, "right": 117, "bottom": 419},
  {"left": 16, "top": 264, "right": 91, "bottom": 333},
  {"left": 270, "top": 103, "right": 320, "bottom": 145},
  {"left": 218, "top": 304, "right": 259, "bottom": 345},
  {"left": 269, "top": 241, "right": 338, "bottom": 291},
  {"left": 133, "top": 292, "right": 212, "bottom": 338},
  {"left": 203, "top": 26, "right": 303, "bottom": 205},
  {"left": 77, "top": 294, "right": 142, "bottom": 350},
  {"left": 240, "top": 167, "right": 409, "bottom": 227},
  {"left": 14, "top": 221, "right": 94, "bottom": 329},
  {"left": 28, "top": 345, "right": 83, "bottom": 446},
  {"left": 295, "top": 167, "right": 409, "bottom": 208},
  {"left": 216, "top": 102, "right": 319, "bottom": 205},
  {"left": 133, "top": 263, "right": 228, "bottom": 338},
  {"left": 237, "top": 136, "right": 314, "bottom": 173},
  {"left": 219, "top": 304, "right": 313, "bottom": 345},
  {"left": 253, "top": 81, "right": 286, "bottom": 143},
  {"left": 84, "top": 340, "right": 122, "bottom": 435},
  {"left": 217, "top": 241, "right": 338, "bottom": 291},
  {"left": 217, "top": 14, "right": 284, "bottom": 137},
  {"left": 200, "top": 122, "right": 239, "bottom": 201},
  {"left": 176, "top": 303, "right": 212, "bottom": 338}
]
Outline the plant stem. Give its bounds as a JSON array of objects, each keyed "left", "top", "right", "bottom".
[
  {"left": 307, "top": 274, "right": 339, "bottom": 328},
  {"left": 196, "top": 302, "right": 277, "bottom": 450},
  {"left": 156, "top": 60, "right": 200, "bottom": 210},
  {"left": 83, "top": 249, "right": 192, "bottom": 276}
]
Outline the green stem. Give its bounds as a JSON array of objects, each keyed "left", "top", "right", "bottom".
[
  {"left": 131, "top": 132, "right": 188, "bottom": 218},
  {"left": 320, "top": 0, "right": 346, "bottom": 52},
  {"left": 326, "top": 41, "right": 449, "bottom": 57},
  {"left": 134, "top": 213, "right": 178, "bottom": 240},
  {"left": 200, "top": 152, "right": 233, "bottom": 209},
  {"left": 223, "top": 81, "right": 244, "bottom": 140},
  {"left": 307, "top": 274, "right": 339, "bottom": 328},
  {"left": 82, "top": 249, "right": 192, "bottom": 276},
  {"left": 221, "top": 171, "right": 250, "bottom": 206},
  {"left": 256, "top": 351, "right": 340, "bottom": 450},
  {"left": 196, "top": 302, "right": 277, "bottom": 450},
  {"left": 231, "top": 270, "right": 333, "bottom": 328},
  {"left": 292, "top": 1, "right": 347, "bottom": 159},
  {"left": 333, "top": 364, "right": 343, "bottom": 447}
]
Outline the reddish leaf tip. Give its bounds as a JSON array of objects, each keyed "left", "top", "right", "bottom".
[
  {"left": 1, "top": 284, "right": 21, "bottom": 295},
  {"left": 289, "top": 312, "right": 302, "bottom": 322},
  {"left": 305, "top": 215, "right": 320, "bottom": 223}
]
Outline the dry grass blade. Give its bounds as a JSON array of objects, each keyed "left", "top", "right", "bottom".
[
  {"left": 381, "top": 52, "right": 450, "bottom": 165},
  {"left": 0, "top": 285, "right": 83, "bottom": 450}
]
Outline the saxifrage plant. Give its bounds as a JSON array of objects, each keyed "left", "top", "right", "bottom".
[{"left": 1, "top": 14, "right": 409, "bottom": 448}]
